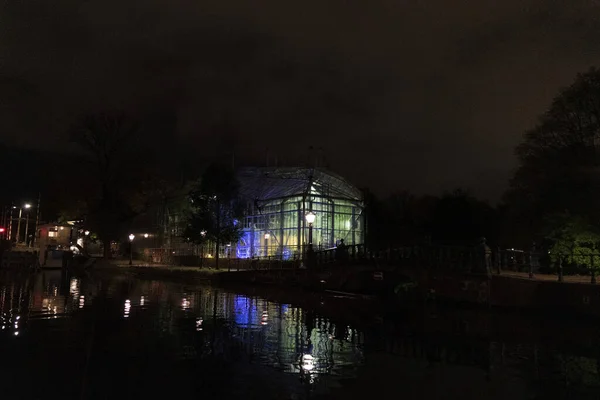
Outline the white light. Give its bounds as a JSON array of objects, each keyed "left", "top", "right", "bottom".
[
  {"left": 301, "top": 354, "right": 315, "bottom": 371},
  {"left": 124, "top": 299, "right": 131, "bottom": 318},
  {"left": 264, "top": 233, "right": 270, "bottom": 240},
  {"left": 261, "top": 311, "right": 268, "bottom": 326},
  {"left": 144, "top": 233, "right": 149, "bottom": 238},
  {"left": 305, "top": 212, "right": 316, "bottom": 225},
  {"left": 128, "top": 234, "right": 135, "bottom": 242},
  {"left": 181, "top": 298, "right": 191, "bottom": 310},
  {"left": 140, "top": 296, "right": 145, "bottom": 306},
  {"left": 60, "top": 226, "right": 64, "bottom": 230},
  {"left": 24, "top": 204, "right": 31, "bottom": 209},
  {"left": 201, "top": 230, "right": 207, "bottom": 237},
  {"left": 84, "top": 230, "right": 90, "bottom": 236},
  {"left": 14, "top": 331, "right": 18, "bottom": 336}
]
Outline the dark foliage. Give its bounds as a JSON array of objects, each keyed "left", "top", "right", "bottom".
[
  {"left": 67, "top": 111, "right": 173, "bottom": 258},
  {"left": 184, "top": 163, "right": 244, "bottom": 268},
  {"left": 366, "top": 188, "right": 498, "bottom": 249},
  {"left": 505, "top": 67, "right": 600, "bottom": 242}
]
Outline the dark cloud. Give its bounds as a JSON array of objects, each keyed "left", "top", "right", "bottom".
[{"left": 1, "top": 0, "right": 600, "bottom": 201}]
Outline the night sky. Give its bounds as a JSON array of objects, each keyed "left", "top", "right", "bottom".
[{"left": 1, "top": 0, "right": 599, "bottom": 201}]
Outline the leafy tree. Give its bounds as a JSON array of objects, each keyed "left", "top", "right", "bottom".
[
  {"left": 506, "top": 68, "right": 600, "bottom": 240},
  {"left": 184, "top": 163, "right": 243, "bottom": 269},
  {"left": 546, "top": 212, "right": 600, "bottom": 269}
]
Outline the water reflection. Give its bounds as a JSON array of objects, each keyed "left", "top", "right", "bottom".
[{"left": 0, "top": 270, "right": 597, "bottom": 399}]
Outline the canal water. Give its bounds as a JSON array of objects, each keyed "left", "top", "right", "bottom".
[{"left": 0, "top": 269, "right": 598, "bottom": 399}]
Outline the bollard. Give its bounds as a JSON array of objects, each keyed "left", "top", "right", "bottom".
[{"left": 558, "top": 257, "right": 564, "bottom": 282}]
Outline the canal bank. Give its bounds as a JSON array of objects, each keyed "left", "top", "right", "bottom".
[{"left": 92, "top": 259, "right": 600, "bottom": 319}]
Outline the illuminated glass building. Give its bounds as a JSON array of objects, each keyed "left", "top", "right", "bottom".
[{"left": 235, "top": 167, "right": 365, "bottom": 259}]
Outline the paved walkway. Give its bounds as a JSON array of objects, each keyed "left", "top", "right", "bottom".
[
  {"left": 92, "top": 258, "right": 600, "bottom": 285},
  {"left": 499, "top": 271, "right": 597, "bottom": 284}
]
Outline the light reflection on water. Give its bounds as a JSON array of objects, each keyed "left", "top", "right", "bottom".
[
  {"left": 0, "top": 269, "right": 598, "bottom": 399},
  {"left": 0, "top": 270, "right": 364, "bottom": 398}
]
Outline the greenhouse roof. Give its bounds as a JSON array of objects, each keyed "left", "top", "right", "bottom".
[{"left": 237, "top": 167, "right": 363, "bottom": 203}]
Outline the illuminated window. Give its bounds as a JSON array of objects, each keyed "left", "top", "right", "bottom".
[{"left": 48, "top": 230, "right": 57, "bottom": 238}]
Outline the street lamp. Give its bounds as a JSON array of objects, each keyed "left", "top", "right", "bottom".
[
  {"left": 23, "top": 204, "right": 31, "bottom": 247},
  {"left": 13, "top": 203, "right": 31, "bottom": 244},
  {"left": 128, "top": 234, "right": 135, "bottom": 265},
  {"left": 264, "top": 232, "right": 270, "bottom": 257},
  {"left": 305, "top": 212, "right": 316, "bottom": 249}
]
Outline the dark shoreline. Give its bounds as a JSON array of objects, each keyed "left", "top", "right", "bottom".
[{"left": 89, "top": 264, "right": 600, "bottom": 322}]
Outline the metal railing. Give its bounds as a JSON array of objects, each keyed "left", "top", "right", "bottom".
[{"left": 312, "top": 244, "right": 600, "bottom": 283}]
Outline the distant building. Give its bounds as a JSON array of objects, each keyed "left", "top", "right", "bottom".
[
  {"left": 235, "top": 167, "right": 365, "bottom": 259},
  {"left": 133, "top": 167, "right": 365, "bottom": 262},
  {"left": 37, "top": 223, "right": 77, "bottom": 250}
]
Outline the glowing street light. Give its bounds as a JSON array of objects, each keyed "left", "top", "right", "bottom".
[
  {"left": 14, "top": 203, "right": 32, "bottom": 244},
  {"left": 305, "top": 212, "right": 316, "bottom": 225},
  {"left": 144, "top": 233, "right": 149, "bottom": 238},
  {"left": 128, "top": 234, "right": 135, "bottom": 265},
  {"left": 264, "top": 232, "right": 270, "bottom": 257},
  {"left": 305, "top": 212, "right": 316, "bottom": 248}
]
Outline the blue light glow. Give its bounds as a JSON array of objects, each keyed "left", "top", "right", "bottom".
[
  {"left": 236, "top": 231, "right": 252, "bottom": 258},
  {"left": 234, "top": 295, "right": 258, "bottom": 327}
]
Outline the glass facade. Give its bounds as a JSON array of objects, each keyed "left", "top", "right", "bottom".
[{"left": 235, "top": 168, "right": 365, "bottom": 259}]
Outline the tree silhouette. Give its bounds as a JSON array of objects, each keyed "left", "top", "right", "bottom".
[
  {"left": 184, "top": 163, "right": 243, "bottom": 269},
  {"left": 69, "top": 111, "right": 163, "bottom": 258},
  {"left": 431, "top": 189, "right": 496, "bottom": 244},
  {"left": 506, "top": 67, "right": 600, "bottom": 241}
]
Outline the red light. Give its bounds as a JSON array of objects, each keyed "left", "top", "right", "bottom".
[{"left": 0, "top": 228, "right": 5, "bottom": 233}]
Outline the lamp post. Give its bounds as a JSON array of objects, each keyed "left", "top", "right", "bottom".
[
  {"left": 128, "top": 234, "right": 135, "bottom": 265},
  {"left": 6, "top": 207, "right": 13, "bottom": 241},
  {"left": 305, "top": 212, "right": 316, "bottom": 251},
  {"left": 264, "top": 232, "right": 270, "bottom": 258},
  {"left": 13, "top": 203, "right": 31, "bottom": 244},
  {"left": 23, "top": 204, "right": 31, "bottom": 247},
  {"left": 14, "top": 207, "right": 22, "bottom": 243}
]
